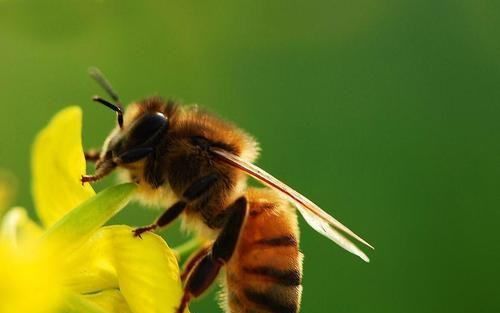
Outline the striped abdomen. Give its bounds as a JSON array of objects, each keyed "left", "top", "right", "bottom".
[{"left": 222, "top": 188, "right": 303, "bottom": 313}]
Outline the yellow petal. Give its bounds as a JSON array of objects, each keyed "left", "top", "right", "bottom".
[
  {"left": 83, "top": 290, "right": 133, "bottom": 313},
  {"left": 1, "top": 207, "right": 43, "bottom": 245},
  {"left": 0, "top": 241, "right": 63, "bottom": 313},
  {"left": 41, "top": 183, "right": 136, "bottom": 257},
  {"left": 32, "top": 106, "right": 95, "bottom": 227},
  {"left": 67, "top": 226, "right": 184, "bottom": 313},
  {"left": 62, "top": 293, "right": 108, "bottom": 313}
]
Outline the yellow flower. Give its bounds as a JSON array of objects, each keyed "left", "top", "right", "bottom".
[{"left": 0, "top": 107, "right": 184, "bottom": 313}]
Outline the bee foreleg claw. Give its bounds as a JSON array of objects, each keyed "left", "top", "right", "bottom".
[{"left": 132, "top": 224, "right": 158, "bottom": 238}]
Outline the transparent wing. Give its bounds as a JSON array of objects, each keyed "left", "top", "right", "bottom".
[{"left": 212, "top": 148, "right": 373, "bottom": 262}]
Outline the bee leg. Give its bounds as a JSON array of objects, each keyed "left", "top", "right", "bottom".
[
  {"left": 84, "top": 149, "right": 101, "bottom": 163},
  {"left": 133, "top": 201, "right": 186, "bottom": 238},
  {"left": 181, "top": 244, "right": 212, "bottom": 282},
  {"left": 182, "top": 173, "right": 219, "bottom": 201},
  {"left": 177, "top": 197, "right": 247, "bottom": 313},
  {"left": 133, "top": 174, "right": 219, "bottom": 237},
  {"left": 81, "top": 159, "right": 116, "bottom": 185}
]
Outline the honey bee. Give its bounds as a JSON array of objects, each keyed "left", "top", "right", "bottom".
[{"left": 83, "top": 68, "right": 373, "bottom": 313}]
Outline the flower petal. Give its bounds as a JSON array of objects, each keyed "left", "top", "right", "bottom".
[
  {"left": 41, "top": 183, "right": 136, "bottom": 256},
  {"left": 0, "top": 207, "right": 43, "bottom": 245},
  {"left": 62, "top": 293, "right": 108, "bottom": 313},
  {"left": 83, "top": 290, "right": 133, "bottom": 313},
  {"left": 32, "top": 106, "right": 95, "bottom": 227},
  {"left": 0, "top": 241, "right": 63, "bottom": 313},
  {"left": 67, "top": 226, "right": 184, "bottom": 313}
]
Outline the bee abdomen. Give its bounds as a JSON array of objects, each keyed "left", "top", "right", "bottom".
[
  {"left": 254, "top": 235, "right": 298, "bottom": 247},
  {"left": 242, "top": 266, "right": 302, "bottom": 287},
  {"left": 223, "top": 188, "right": 303, "bottom": 313},
  {"left": 242, "top": 287, "right": 300, "bottom": 313}
]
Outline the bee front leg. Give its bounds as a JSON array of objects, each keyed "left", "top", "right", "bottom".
[
  {"left": 81, "top": 159, "right": 116, "bottom": 185},
  {"left": 177, "top": 196, "right": 247, "bottom": 313},
  {"left": 133, "top": 173, "right": 219, "bottom": 237}
]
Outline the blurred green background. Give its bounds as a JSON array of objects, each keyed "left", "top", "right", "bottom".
[{"left": 1, "top": 1, "right": 499, "bottom": 312}]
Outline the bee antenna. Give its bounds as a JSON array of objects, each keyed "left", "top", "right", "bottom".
[
  {"left": 89, "top": 67, "right": 121, "bottom": 102},
  {"left": 88, "top": 67, "right": 124, "bottom": 128},
  {"left": 92, "top": 95, "right": 124, "bottom": 129}
]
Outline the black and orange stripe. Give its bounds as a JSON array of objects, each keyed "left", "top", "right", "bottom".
[{"left": 223, "top": 188, "right": 303, "bottom": 313}]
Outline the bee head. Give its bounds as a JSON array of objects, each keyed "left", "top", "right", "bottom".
[
  {"left": 101, "top": 110, "right": 169, "bottom": 165},
  {"left": 86, "top": 68, "right": 169, "bottom": 182}
]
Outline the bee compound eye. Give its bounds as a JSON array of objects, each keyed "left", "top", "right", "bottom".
[{"left": 128, "top": 112, "right": 168, "bottom": 145}]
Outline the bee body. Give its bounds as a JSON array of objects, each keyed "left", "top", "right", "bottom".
[
  {"left": 119, "top": 98, "right": 258, "bottom": 231},
  {"left": 85, "top": 69, "right": 371, "bottom": 313},
  {"left": 223, "top": 188, "right": 303, "bottom": 313}
]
